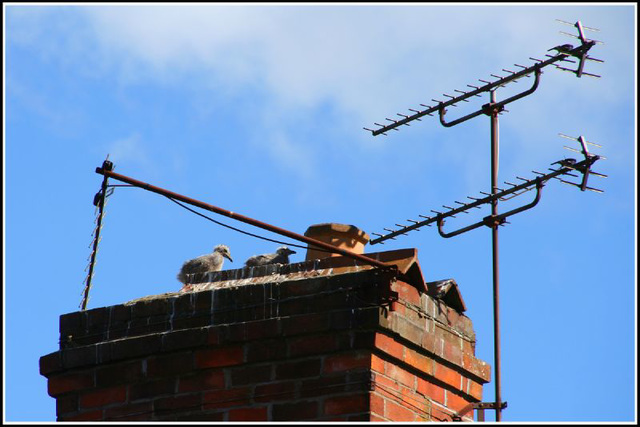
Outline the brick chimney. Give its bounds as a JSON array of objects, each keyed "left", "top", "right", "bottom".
[{"left": 40, "top": 228, "right": 489, "bottom": 421}]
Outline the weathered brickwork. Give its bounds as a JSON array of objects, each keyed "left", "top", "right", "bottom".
[{"left": 40, "top": 250, "right": 490, "bottom": 421}]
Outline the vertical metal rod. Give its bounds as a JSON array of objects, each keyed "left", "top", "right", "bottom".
[
  {"left": 490, "top": 90, "right": 503, "bottom": 422},
  {"left": 81, "top": 162, "right": 110, "bottom": 310}
]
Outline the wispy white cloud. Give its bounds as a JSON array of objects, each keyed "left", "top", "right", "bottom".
[
  {"left": 106, "top": 132, "right": 151, "bottom": 170},
  {"left": 8, "top": 4, "right": 633, "bottom": 188}
]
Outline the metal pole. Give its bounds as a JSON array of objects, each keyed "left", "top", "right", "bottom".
[
  {"left": 489, "top": 90, "right": 503, "bottom": 422},
  {"left": 82, "top": 161, "right": 111, "bottom": 310},
  {"left": 95, "top": 166, "right": 395, "bottom": 271}
]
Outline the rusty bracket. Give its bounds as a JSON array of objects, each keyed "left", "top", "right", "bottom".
[
  {"left": 439, "top": 68, "right": 541, "bottom": 128},
  {"left": 452, "top": 401, "right": 508, "bottom": 422},
  {"left": 95, "top": 164, "right": 397, "bottom": 273},
  {"left": 437, "top": 178, "right": 543, "bottom": 238}
]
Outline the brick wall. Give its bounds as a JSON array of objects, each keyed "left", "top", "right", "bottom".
[{"left": 40, "top": 249, "right": 490, "bottom": 421}]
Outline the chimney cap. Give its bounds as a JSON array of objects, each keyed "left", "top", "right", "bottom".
[
  {"left": 304, "top": 223, "right": 370, "bottom": 242},
  {"left": 426, "top": 279, "right": 467, "bottom": 313}
]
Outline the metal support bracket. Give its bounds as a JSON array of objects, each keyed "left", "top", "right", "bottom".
[
  {"left": 452, "top": 401, "right": 508, "bottom": 422},
  {"left": 437, "top": 178, "right": 543, "bottom": 238},
  {"left": 439, "top": 68, "right": 541, "bottom": 127}
]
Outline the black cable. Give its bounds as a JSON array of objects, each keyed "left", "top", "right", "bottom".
[
  {"left": 105, "top": 184, "right": 342, "bottom": 255},
  {"left": 164, "top": 195, "right": 338, "bottom": 255}
]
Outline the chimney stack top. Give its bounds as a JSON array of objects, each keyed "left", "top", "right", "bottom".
[{"left": 304, "top": 223, "right": 370, "bottom": 261}]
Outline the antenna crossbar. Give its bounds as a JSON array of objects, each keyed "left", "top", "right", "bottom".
[
  {"left": 369, "top": 154, "right": 600, "bottom": 245},
  {"left": 367, "top": 41, "right": 596, "bottom": 136}
]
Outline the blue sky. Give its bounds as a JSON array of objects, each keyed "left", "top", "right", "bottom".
[{"left": 4, "top": 3, "right": 636, "bottom": 422}]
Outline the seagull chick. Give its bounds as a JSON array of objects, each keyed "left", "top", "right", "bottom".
[
  {"left": 177, "top": 244, "right": 233, "bottom": 284},
  {"left": 245, "top": 246, "right": 296, "bottom": 267},
  {"left": 547, "top": 43, "right": 574, "bottom": 54}
]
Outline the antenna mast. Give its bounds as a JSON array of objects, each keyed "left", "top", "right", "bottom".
[{"left": 364, "top": 20, "right": 604, "bottom": 422}]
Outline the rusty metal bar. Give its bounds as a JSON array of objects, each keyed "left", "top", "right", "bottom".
[
  {"left": 453, "top": 401, "right": 507, "bottom": 422},
  {"left": 95, "top": 166, "right": 395, "bottom": 271},
  {"left": 489, "top": 90, "right": 503, "bottom": 422}
]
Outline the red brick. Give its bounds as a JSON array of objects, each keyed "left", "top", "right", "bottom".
[
  {"left": 433, "top": 362, "right": 462, "bottom": 390},
  {"left": 202, "top": 387, "right": 251, "bottom": 410},
  {"left": 255, "top": 381, "right": 297, "bottom": 402},
  {"left": 462, "top": 352, "right": 474, "bottom": 372},
  {"left": 227, "top": 318, "right": 280, "bottom": 342},
  {"left": 230, "top": 363, "right": 271, "bottom": 386},
  {"left": 61, "top": 409, "right": 103, "bottom": 421},
  {"left": 421, "top": 330, "right": 438, "bottom": 355},
  {"left": 374, "top": 333, "right": 404, "bottom": 361},
  {"left": 95, "top": 360, "right": 144, "bottom": 387},
  {"left": 393, "top": 280, "right": 421, "bottom": 306},
  {"left": 272, "top": 400, "right": 318, "bottom": 421},
  {"left": 371, "top": 354, "right": 385, "bottom": 374},
  {"left": 401, "top": 387, "right": 430, "bottom": 414},
  {"left": 129, "top": 377, "right": 176, "bottom": 401},
  {"left": 48, "top": 371, "right": 95, "bottom": 396},
  {"left": 55, "top": 393, "right": 78, "bottom": 416},
  {"left": 178, "top": 369, "right": 225, "bottom": 393},
  {"left": 347, "top": 413, "right": 370, "bottom": 421},
  {"left": 246, "top": 339, "right": 287, "bottom": 362},
  {"left": 79, "top": 385, "right": 126, "bottom": 408},
  {"left": 288, "top": 334, "right": 337, "bottom": 357},
  {"left": 62, "top": 345, "right": 98, "bottom": 370},
  {"left": 147, "top": 351, "right": 193, "bottom": 378},
  {"left": 467, "top": 378, "right": 484, "bottom": 401},
  {"left": 324, "top": 393, "right": 369, "bottom": 416},
  {"left": 228, "top": 406, "right": 268, "bottom": 421},
  {"left": 275, "top": 358, "right": 321, "bottom": 380},
  {"left": 431, "top": 404, "right": 455, "bottom": 421},
  {"left": 462, "top": 355, "right": 491, "bottom": 383},
  {"left": 154, "top": 393, "right": 202, "bottom": 414},
  {"left": 104, "top": 401, "right": 153, "bottom": 421},
  {"left": 385, "top": 363, "right": 416, "bottom": 389},
  {"left": 300, "top": 374, "right": 349, "bottom": 398},
  {"left": 370, "top": 413, "right": 387, "bottom": 421},
  {"left": 369, "top": 392, "right": 385, "bottom": 417},
  {"left": 392, "top": 315, "right": 425, "bottom": 346},
  {"left": 174, "top": 411, "right": 225, "bottom": 421},
  {"left": 445, "top": 389, "right": 470, "bottom": 413},
  {"left": 110, "top": 334, "right": 162, "bottom": 360},
  {"left": 162, "top": 328, "right": 207, "bottom": 352},
  {"left": 372, "top": 372, "right": 401, "bottom": 396},
  {"left": 390, "top": 301, "right": 406, "bottom": 315},
  {"left": 282, "top": 312, "right": 329, "bottom": 336},
  {"left": 385, "top": 397, "right": 416, "bottom": 421},
  {"left": 59, "top": 311, "right": 85, "bottom": 336},
  {"left": 441, "top": 331, "right": 463, "bottom": 361},
  {"left": 403, "top": 347, "right": 434, "bottom": 376},
  {"left": 207, "top": 325, "right": 223, "bottom": 345},
  {"left": 323, "top": 351, "right": 370, "bottom": 374},
  {"left": 278, "top": 278, "right": 327, "bottom": 298},
  {"left": 462, "top": 337, "right": 475, "bottom": 356},
  {"left": 194, "top": 346, "right": 244, "bottom": 369},
  {"left": 417, "top": 377, "right": 445, "bottom": 404},
  {"left": 39, "top": 351, "right": 63, "bottom": 376}
]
